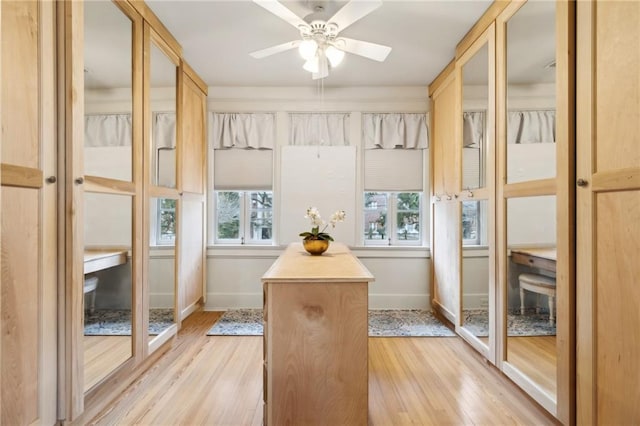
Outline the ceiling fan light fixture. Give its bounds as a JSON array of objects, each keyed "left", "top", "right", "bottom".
[
  {"left": 325, "top": 45, "right": 345, "bottom": 67},
  {"left": 303, "top": 56, "right": 319, "bottom": 73},
  {"left": 299, "top": 39, "right": 318, "bottom": 60}
]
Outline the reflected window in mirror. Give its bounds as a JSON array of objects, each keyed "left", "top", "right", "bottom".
[
  {"left": 462, "top": 43, "right": 489, "bottom": 191},
  {"left": 84, "top": 0, "right": 133, "bottom": 182},
  {"left": 149, "top": 42, "right": 178, "bottom": 188},
  {"left": 148, "top": 197, "right": 176, "bottom": 342}
]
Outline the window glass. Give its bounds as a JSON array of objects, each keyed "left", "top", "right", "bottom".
[
  {"left": 249, "top": 191, "right": 273, "bottom": 242},
  {"left": 364, "top": 192, "right": 422, "bottom": 246},
  {"left": 396, "top": 192, "right": 420, "bottom": 241},
  {"left": 462, "top": 200, "right": 480, "bottom": 246},
  {"left": 216, "top": 191, "right": 241, "bottom": 240},
  {"left": 157, "top": 198, "right": 176, "bottom": 245},
  {"left": 215, "top": 191, "right": 273, "bottom": 244}
]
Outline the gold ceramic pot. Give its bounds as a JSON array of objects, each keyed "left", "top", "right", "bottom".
[{"left": 303, "top": 238, "right": 330, "bottom": 255}]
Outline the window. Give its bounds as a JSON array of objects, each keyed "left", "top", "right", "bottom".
[
  {"left": 462, "top": 200, "right": 480, "bottom": 246},
  {"left": 156, "top": 198, "right": 176, "bottom": 245},
  {"left": 364, "top": 192, "right": 422, "bottom": 245},
  {"left": 215, "top": 191, "right": 273, "bottom": 244}
]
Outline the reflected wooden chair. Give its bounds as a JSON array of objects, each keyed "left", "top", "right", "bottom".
[{"left": 518, "top": 273, "right": 556, "bottom": 325}]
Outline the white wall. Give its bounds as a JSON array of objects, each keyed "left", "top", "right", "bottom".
[
  {"left": 204, "top": 247, "right": 431, "bottom": 311},
  {"left": 84, "top": 84, "right": 556, "bottom": 312}
]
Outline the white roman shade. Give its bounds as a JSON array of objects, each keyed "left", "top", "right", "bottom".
[
  {"left": 209, "top": 113, "right": 276, "bottom": 149},
  {"left": 462, "top": 147, "right": 481, "bottom": 189},
  {"left": 362, "top": 113, "right": 428, "bottom": 149},
  {"left": 507, "top": 110, "right": 555, "bottom": 144},
  {"left": 289, "top": 113, "right": 350, "bottom": 146},
  {"left": 364, "top": 149, "right": 424, "bottom": 191},
  {"left": 213, "top": 149, "right": 273, "bottom": 190},
  {"left": 84, "top": 114, "right": 132, "bottom": 147}
]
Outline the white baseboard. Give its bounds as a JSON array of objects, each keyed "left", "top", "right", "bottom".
[
  {"left": 462, "top": 293, "right": 489, "bottom": 310},
  {"left": 368, "top": 294, "right": 430, "bottom": 310},
  {"left": 205, "top": 293, "right": 263, "bottom": 310},
  {"left": 205, "top": 292, "right": 430, "bottom": 311},
  {"left": 150, "top": 293, "right": 175, "bottom": 309}
]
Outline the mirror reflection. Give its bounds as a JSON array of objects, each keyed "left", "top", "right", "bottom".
[
  {"left": 506, "top": 195, "right": 557, "bottom": 397},
  {"left": 148, "top": 197, "right": 177, "bottom": 344},
  {"left": 150, "top": 42, "right": 177, "bottom": 188},
  {"left": 83, "top": 0, "right": 134, "bottom": 392},
  {"left": 83, "top": 193, "right": 133, "bottom": 392},
  {"left": 461, "top": 199, "right": 490, "bottom": 343},
  {"left": 506, "top": 1, "right": 556, "bottom": 184},
  {"left": 84, "top": 0, "right": 133, "bottom": 182},
  {"left": 462, "top": 43, "right": 488, "bottom": 191}
]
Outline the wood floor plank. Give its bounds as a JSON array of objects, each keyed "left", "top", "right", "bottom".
[{"left": 89, "top": 312, "right": 557, "bottom": 426}]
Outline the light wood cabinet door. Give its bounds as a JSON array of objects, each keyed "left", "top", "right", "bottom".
[
  {"left": 177, "top": 69, "right": 207, "bottom": 317},
  {"left": 577, "top": 1, "right": 640, "bottom": 423},
  {"left": 1, "top": 1, "right": 57, "bottom": 424},
  {"left": 430, "top": 72, "right": 460, "bottom": 321}
]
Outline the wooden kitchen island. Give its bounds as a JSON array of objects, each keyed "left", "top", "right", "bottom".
[{"left": 261, "top": 242, "right": 374, "bottom": 426}]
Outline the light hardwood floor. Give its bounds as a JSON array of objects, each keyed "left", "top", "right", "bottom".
[
  {"left": 507, "top": 335, "right": 557, "bottom": 397},
  {"left": 84, "top": 336, "right": 132, "bottom": 392},
  {"left": 89, "top": 312, "right": 557, "bottom": 425}
]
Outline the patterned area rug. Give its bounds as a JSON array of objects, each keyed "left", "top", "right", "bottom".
[
  {"left": 463, "top": 308, "right": 556, "bottom": 337},
  {"left": 206, "top": 309, "right": 456, "bottom": 337},
  {"left": 84, "top": 308, "right": 174, "bottom": 336}
]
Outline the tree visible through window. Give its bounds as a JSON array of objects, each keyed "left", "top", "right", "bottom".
[
  {"left": 364, "top": 192, "right": 422, "bottom": 245},
  {"left": 215, "top": 191, "right": 273, "bottom": 244},
  {"left": 158, "top": 198, "right": 176, "bottom": 244}
]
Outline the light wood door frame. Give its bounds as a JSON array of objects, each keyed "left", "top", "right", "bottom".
[
  {"left": 454, "top": 23, "right": 497, "bottom": 364},
  {"left": 495, "top": 1, "right": 575, "bottom": 423}
]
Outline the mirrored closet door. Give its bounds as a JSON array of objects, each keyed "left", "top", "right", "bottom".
[
  {"left": 497, "top": 0, "right": 560, "bottom": 416},
  {"left": 82, "top": 0, "right": 140, "bottom": 393},
  {"left": 144, "top": 27, "right": 180, "bottom": 351},
  {"left": 455, "top": 25, "right": 496, "bottom": 361}
]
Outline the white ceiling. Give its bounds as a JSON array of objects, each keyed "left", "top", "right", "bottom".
[
  {"left": 144, "top": 0, "right": 493, "bottom": 87},
  {"left": 84, "top": 0, "right": 556, "bottom": 90}
]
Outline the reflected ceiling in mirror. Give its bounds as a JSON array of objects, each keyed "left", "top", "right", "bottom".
[
  {"left": 84, "top": 1, "right": 132, "bottom": 91},
  {"left": 507, "top": 1, "right": 556, "bottom": 85}
]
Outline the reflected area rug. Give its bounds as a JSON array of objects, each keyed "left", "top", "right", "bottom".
[
  {"left": 84, "top": 308, "right": 174, "bottom": 336},
  {"left": 462, "top": 308, "right": 556, "bottom": 337},
  {"left": 207, "top": 309, "right": 456, "bottom": 337}
]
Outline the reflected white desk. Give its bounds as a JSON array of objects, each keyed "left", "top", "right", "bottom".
[{"left": 83, "top": 249, "right": 127, "bottom": 274}]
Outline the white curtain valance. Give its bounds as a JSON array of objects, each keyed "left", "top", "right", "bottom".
[
  {"left": 362, "top": 113, "right": 428, "bottom": 150},
  {"left": 463, "top": 111, "right": 485, "bottom": 147},
  {"left": 209, "top": 112, "right": 275, "bottom": 150},
  {"left": 84, "top": 114, "right": 132, "bottom": 147},
  {"left": 508, "top": 110, "right": 555, "bottom": 144},
  {"left": 153, "top": 112, "right": 176, "bottom": 149},
  {"left": 289, "top": 113, "right": 350, "bottom": 146}
]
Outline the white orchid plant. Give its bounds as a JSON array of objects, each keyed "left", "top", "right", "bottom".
[{"left": 299, "top": 207, "right": 346, "bottom": 241}]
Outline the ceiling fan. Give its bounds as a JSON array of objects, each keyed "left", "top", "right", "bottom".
[{"left": 250, "top": 0, "right": 392, "bottom": 80}]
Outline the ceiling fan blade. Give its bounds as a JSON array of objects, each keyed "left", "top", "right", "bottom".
[
  {"left": 252, "top": 0, "right": 310, "bottom": 32},
  {"left": 337, "top": 37, "right": 391, "bottom": 62},
  {"left": 249, "top": 40, "right": 300, "bottom": 59},
  {"left": 327, "top": 0, "right": 382, "bottom": 33}
]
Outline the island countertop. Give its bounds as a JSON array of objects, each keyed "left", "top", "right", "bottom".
[{"left": 261, "top": 242, "right": 375, "bottom": 284}]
